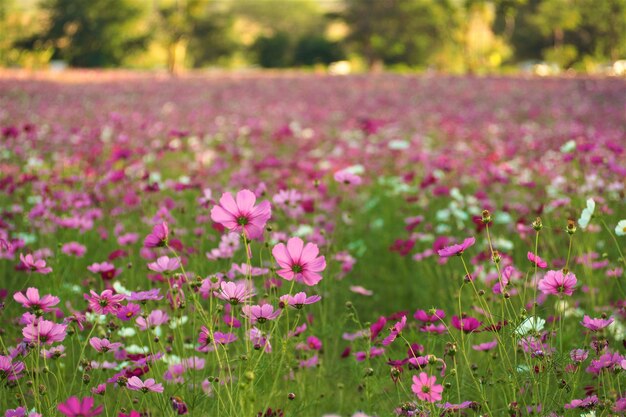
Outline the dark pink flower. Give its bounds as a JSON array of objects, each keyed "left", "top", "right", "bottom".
[
  {"left": 84, "top": 290, "right": 126, "bottom": 315},
  {"left": 13, "top": 288, "right": 59, "bottom": 312},
  {"left": 57, "top": 397, "right": 103, "bottom": 417},
  {"left": 144, "top": 222, "right": 169, "bottom": 248},
  {"left": 437, "top": 237, "right": 475, "bottom": 257},
  {"left": 414, "top": 309, "right": 445, "bottom": 323},
  {"left": 272, "top": 237, "right": 326, "bottom": 286},
  {"left": 527, "top": 251, "right": 547, "bottom": 268},
  {"left": 0, "top": 355, "right": 25, "bottom": 380},
  {"left": 564, "top": 395, "right": 598, "bottom": 410},
  {"left": 210, "top": 189, "right": 271, "bottom": 239},
  {"left": 451, "top": 315, "right": 482, "bottom": 333},
  {"left": 383, "top": 315, "right": 407, "bottom": 346}
]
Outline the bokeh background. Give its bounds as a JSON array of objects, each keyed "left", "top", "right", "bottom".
[{"left": 1, "top": 0, "right": 625, "bottom": 75}]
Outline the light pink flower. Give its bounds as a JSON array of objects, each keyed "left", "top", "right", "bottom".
[
  {"left": 136, "top": 310, "right": 169, "bottom": 330},
  {"left": 242, "top": 304, "right": 281, "bottom": 324},
  {"left": 279, "top": 292, "right": 322, "bottom": 308},
  {"left": 581, "top": 315, "right": 614, "bottom": 331},
  {"left": 143, "top": 222, "right": 169, "bottom": 248},
  {"left": 22, "top": 320, "right": 67, "bottom": 344},
  {"left": 411, "top": 372, "right": 443, "bottom": 402},
  {"left": 215, "top": 281, "right": 255, "bottom": 305},
  {"left": 537, "top": 270, "right": 577, "bottom": 296},
  {"left": 89, "top": 337, "right": 122, "bottom": 353},
  {"left": 383, "top": 315, "right": 407, "bottom": 346},
  {"left": 437, "top": 237, "right": 475, "bottom": 257},
  {"left": 527, "top": 252, "right": 548, "bottom": 268},
  {"left": 272, "top": 237, "right": 326, "bottom": 286},
  {"left": 61, "top": 242, "right": 86, "bottom": 257},
  {"left": 57, "top": 396, "right": 103, "bottom": 417},
  {"left": 334, "top": 169, "right": 362, "bottom": 185},
  {"left": 211, "top": 189, "right": 271, "bottom": 239},
  {"left": 84, "top": 290, "right": 126, "bottom": 315},
  {"left": 13, "top": 288, "right": 59, "bottom": 312},
  {"left": 147, "top": 256, "right": 180, "bottom": 273},
  {"left": 126, "top": 376, "right": 164, "bottom": 393}
]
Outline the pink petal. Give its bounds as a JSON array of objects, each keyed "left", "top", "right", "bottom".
[
  {"left": 236, "top": 189, "right": 256, "bottom": 214},
  {"left": 286, "top": 237, "right": 304, "bottom": 263}
]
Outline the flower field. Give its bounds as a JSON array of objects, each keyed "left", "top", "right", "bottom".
[{"left": 0, "top": 71, "right": 625, "bottom": 417}]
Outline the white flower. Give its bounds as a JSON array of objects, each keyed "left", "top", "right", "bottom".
[
  {"left": 578, "top": 198, "right": 595, "bottom": 229},
  {"left": 515, "top": 316, "right": 545, "bottom": 336},
  {"left": 616, "top": 219, "right": 626, "bottom": 237}
]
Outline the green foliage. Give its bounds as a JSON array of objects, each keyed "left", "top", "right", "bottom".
[
  {"left": 293, "top": 35, "right": 345, "bottom": 66},
  {"left": 38, "top": 0, "right": 148, "bottom": 67},
  {"left": 253, "top": 32, "right": 292, "bottom": 68}
]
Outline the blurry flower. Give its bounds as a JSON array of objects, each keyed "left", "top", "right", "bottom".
[
  {"left": 22, "top": 320, "right": 67, "bottom": 344},
  {"left": 13, "top": 288, "right": 59, "bottom": 312},
  {"left": 279, "top": 292, "right": 321, "bottom": 309},
  {"left": 334, "top": 169, "right": 362, "bottom": 186},
  {"left": 242, "top": 304, "right": 281, "bottom": 324},
  {"left": 578, "top": 198, "right": 595, "bottom": 229},
  {"left": 126, "top": 376, "right": 164, "bottom": 393},
  {"left": 581, "top": 315, "right": 614, "bottom": 331},
  {"left": 89, "top": 337, "right": 122, "bottom": 353},
  {"left": 144, "top": 222, "right": 169, "bottom": 248},
  {"left": 515, "top": 316, "right": 545, "bottom": 335},
  {"left": 527, "top": 252, "right": 547, "bottom": 268},
  {"left": 383, "top": 316, "right": 407, "bottom": 346},
  {"left": 147, "top": 256, "right": 180, "bottom": 273},
  {"left": 616, "top": 220, "right": 626, "bottom": 236},
  {"left": 19, "top": 253, "right": 52, "bottom": 274},
  {"left": 437, "top": 237, "right": 475, "bottom": 257},
  {"left": 57, "top": 397, "right": 103, "bottom": 417}
]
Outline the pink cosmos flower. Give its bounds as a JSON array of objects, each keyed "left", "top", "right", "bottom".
[
  {"left": 215, "top": 281, "right": 255, "bottom": 305},
  {"left": 272, "top": 237, "right": 326, "bottom": 286},
  {"left": 349, "top": 285, "right": 373, "bottom": 296},
  {"left": 414, "top": 309, "right": 445, "bottom": 322},
  {"left": 84, "top": 290, "right": 126, "bottom": 315},
  {"left": 451, "top": 315, "right": 482, "bottom": 333},
  {"left": 581, "top": 315, "right": 614, "bottom": 331},
  {"left": 249, "top": 327, "right": 272, "bottom": 352},
  {"left": 117, "top": 303, "right": 141, "bottom": 321},
  {"left": 13, "top": 288, "right": 60, "bottom": 312},
  {"left": 57, "top": 397, "right": 103, "bottom": 417},
  {"left": 87, "top": 262, "right": 120, "bottom": 281},
  {"left": 0, "top": 355, "right": 25, "bottom": 380},
  {"left": 136, "top": 310, "right": 169, "bottom": 330},
  {"left": 61, "top": 242, "right": 86, "bottom": 257},
  {"left": 144, "top": 222, "right": 169, "bottom": 248},
  {"left": 242, "top": 304, "right": 281, "bottom": 324},
  {"left": 334, "top": 169, "right": 362, "bottom": 185},
  {"left": 210, "top": 189, "right": 271, "bottom": 239},
  {"left": 472, "top": 339, "right": 498, "bottom": 351},
  {"left": 19, "top": 253, "right": 52, "bottom": 274},
  {"left": 128, "top": 289, "right": 163, "bottom": 302},
  {"left": 279, "top": 292, "right": 322, "bottom": 309},
  {"left": 437, "top": 237, "right": 475, "bottom": 257},
  {"left": 147, "top": 256, "right": 181, "bottom": 273},
  {"left": 126, "top": 376, "right": 164, "bottom": 393},
  {"left": 564, "top": 395, "right": 598, "bottom": 410},
  {"left": 411, "top": 372, "right": 443, "bottom": 403},
  {"left": 89, "top": 337, "right": 122, "bottom": 353},
  {"left": 527, "top": 252, "right": 548, "bottom": 268},
  {"left": 383, "top": 315, "right": 407, "bottom": 346},
  {"left": 22, "top": 320, "right": 67, "bottom": 344},
  {"left": 537, "top": 270, "right": 577, "bottom": 296}
]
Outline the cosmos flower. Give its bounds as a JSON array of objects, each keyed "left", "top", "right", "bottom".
[
  {"left": 126, "top": 376, "right": 164, "bottom": 393},
  {"left": 272, "top": 237, "right": 326, "bottom": 286},
  {"left": 84, "top": 290, "right": 126, "bottom": 315},
  {"left": 22, "top": 320, "right": 67, "bottom": 345},
  {"left": 527, "top": 252, "right": 547, "bottom": 268},
  {"left": 578, "top": 198, "right": 595, "bottom": 229},
  {"left": 411, "top": 372, "right": 443, "bottom": 402},
  {"left": 19, "top": 253, "right": 52, "bottom": 274},
  {"left": 616, "top": 219, "right": 626, "bottom": 236},
  {"left": 147, "top": 256, "right": 181, "bottom": 273},
  {"left": 383, "top": 315, "right": 407, "bottom": 346},
  {"left": 537, "top": 269, "right": 577, "bottom": 296},
  {"left": 215, "top": 281, "right": 255, "bottom": 305},
  {"left": 144, "top": 222, "right": 169, "bottom": 248},
  {"left": 279, "top": 292, "right": 322, "bottom": 309},
  {"left": 13, "top": 288, "right": 59, "bottom": 312},
  {"left": 580, "top": 315, "right": 614, "bottom": 331},
  {"left": 210, "top": 189, "right": 271, "bottom": 239},
  {"left": 57, "top": 397, "right": 103, "bottom": 417},
  {"left": 242, "top": 304, "right": 281, "bottom": 324},
  {"left": 437, "top": 237, "right": 475, "bottom": 257}
]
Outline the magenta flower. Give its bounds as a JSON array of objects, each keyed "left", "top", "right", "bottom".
[
  {"left": 279, "top": 292, "right": 322, "bottom": 309},
  {"left": 451, "top": 315, "right": 482, "bottom": 333},
  {"left": 0, "top": 355, "right": 25, "bottom": 380},
  {"left": 564, "top": 395, "right": 598, "bottom": 410},
  {"left": 527, "top": 252, "right": 547, "bottom": 268},
  {"left": 581, "top": 315, "right": 614, "bottom": 331},
  {"left": 215, "top": 281, "right": 255, "bottom": 305},
  {"left": 87, "top": 262, "right": 120, "bottom": 281},
  {"left": 472, "top": 339, "right": 498, "bottom": 351},
  {"left": 116, "top": 303, "right": 141, "bottom": 321},
  {"left": 128, "top": 289, "right": 163, "bottom": 302},
  {"left": 436, "top": 237, "right": 475, "bottom": 257},
  {"left": 89, "top": 337, "right": 122, "bottom": 353},
  {"left": 126, "top": 376, "right": 164, "bottom": 393},
  {"left": 144, "top": 222, "right": 169, "bottom": 248},
  {"left": 411, "top": 372, "right": 443, "bottom": 402},
  {"left": 537, "top": 270, "right": 577, "bottom": 296},
  {"left": 57, "top": 397, "right": 103, "bottom": 417},
  {"left": 84, "top": 290, "right": 126, "bottom": 315},
  {"left": 210, "top": 189, "right": 271, "bottom": 239},
  {"left": 147, "top": 256, "right": 181, "bottom": 273},
  {"left": 22, "top": 320, "right": 67, "bottom": 344},
  {"left": 19, "top": 253, "right": 52, "bottom": 274},
  {"left": 383, "top": 315, "right": 407, "bottom": 346},
  {"left": 272, "top": 237, "right": 326, "bottom": 286},
  {"left": 242, "top": 304, "right": 281, "bottom": 324},
  {"left": 414, "top": 309, "right": 445, "bottom": 322},
  {"left": 13, "top": 288, "right": 59, "bottom": 312}
]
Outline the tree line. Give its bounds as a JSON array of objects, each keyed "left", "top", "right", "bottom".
[{"left": 0, "top": 0, "right": 624, "bottom": 73}]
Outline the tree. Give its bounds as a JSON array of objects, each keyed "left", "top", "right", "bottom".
[
  {"left": 38, "top": 0, "right": 148, "bottom": 67},
  {"left": 342, "top": 0, "right": 460, "bottom": 69}
]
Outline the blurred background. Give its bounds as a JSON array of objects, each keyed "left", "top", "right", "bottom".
[{"left": 0, "top": 0, "right": 625, "bottom": 75}]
